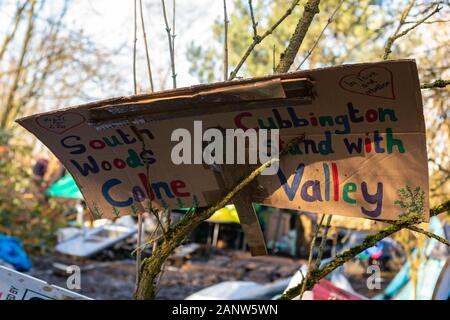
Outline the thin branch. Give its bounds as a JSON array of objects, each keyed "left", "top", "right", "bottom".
[
  {"left": 161, "top": 0, "right": 176, "bottom": 88},
  {"left": 172, "top": 0, "right": 176, "bottom": 49},
  {"left": 248, "top": 0, "right": 258, "bottom": 38},
  {"left": 139, "top": 0, "right": 155, "bottom": 92},
  {"left": 131, "top": 230, "right": 163, "bottom": 255},
  {"left": 133, "top": 0, "right": 138, "bottom": 94},
  {"left": 314, "top": 214, "right": 333, "bottom": 269},
  {"left": 296, "top": 0, "right": 344, "bottom": 70},
  {"left": 0, "top": 1, "right": 28, "bottom": 61},
  {"left": 0, "top": 0, "right": 36, "bottom": 129},
  {"left": 299, "top": 213, "right": 325, "bottom": 299},
  {"left": 383, "top": 2, "right": 441, "bottom": 60},
  {"left": 151, "top": 208, "right": 167, "bottom": 241},
  {"left": 377, "top": 217, "right": 450, "bottom": 247},
  {"left": 272, "top": 45, "right": 276, "bottom": 74},
  {"left": 280, "top": 200, "right": 450, "bottom": 300},
  {"left": 396, "top": 4, "right": 442, "bottom": 37},
  {"left": 135, "top": 212, "right": 143, "bottom": 287},
  {"left": 171, "top": 0, "right": 176, "bottom": 86},
  {"left": 429, "top": 157, "right": 450, "bottom": 175},
  {"left": 8, "top": 1, "right": 68, "bottom": 124},
  {"left": 382, "top": 0, "right": 415, "bottom": 61},
  {"left": 404, "top": 19, "right": 450, "bottom": 24},
  {"left": 407, "top": 225, "right": 450, "bottom": 246},
  {"left": 223, "top": 0, "right": 229, "bottom": 81},
  {"left": 420, "top": 79, "right": 450, "bottom": 89},
  {"left": 229, "top": 0, "right": 301, "bottom": 80},
  {"left": 430, "top": 200, "right": 450, "bottom": 218},
  {"left": 133, "top": 0, "right": 148, "bottom": 285},
  {"left": 275, "top": 0, "right": 321, "bottom": 73}
]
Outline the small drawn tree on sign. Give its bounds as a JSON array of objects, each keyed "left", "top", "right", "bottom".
[
  {"left": 112, "top": 206, "right": 121, "bottom": 218},
  {"left": 91, "top": 201, "right": 103, "bottom": 220},
  {"left": 130, "top": 204, "right": 139, "bottom": 216},
  {"left": 394, "top": 186, "right": 425, "bottom": 218}
]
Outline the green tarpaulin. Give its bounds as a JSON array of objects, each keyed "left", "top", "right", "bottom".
[
  {"left": 46, "top": 175, "right": 240, "bottom": 223},
  {"left": 46, "top": 175, "right": 83, "bottom": 199}
]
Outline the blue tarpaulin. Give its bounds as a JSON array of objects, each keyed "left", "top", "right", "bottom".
[{"left": 0, "top": 235, "right": 32, "bottom": 271}]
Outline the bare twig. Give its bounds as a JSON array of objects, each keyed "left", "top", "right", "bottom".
[
  {"left": 299, "top": 213, "right": 325, "bottom": 299},
  {"left": 314, "top": 214, "right": 333, "bottom": 269},
  {"left": 171, "top": 0, "right": 176, "bottom": 87},
  {"left": 139, "top": 0, "right": 154, "bottom": 92},
  {"left": 296, "top": 0, "right": 343, "bottom": 70},
  {"left": 133, "top": 0, "right": 138, "bottom": 94},
  {"left": 420, "top": 79, "right": 450, "bottom": 89},
  {"left": 172, "top": 0, "right": 176, "bottom": 49},
  {"left": 1, "top": 0, "right": 36, "bottom": 129},
  {"left": 275, "top": 0, "right": 321, "bottom": 73},
  {"left": 132, "top": 0, "right": 141, "bottom": 287},
  {"left": 383, "top": 2, "right": 441, "bottom": 60},
  {"left": 161, "top": 0, "right": 177, "bottom": 88},
  {"left": 248, "top": 0, "right": 258, "bottom": 38},
  {"left": 0, "top": 1, "right": 28, "bottom": 61},
  {"left": 404, "top": 19, "right": 450, "bottom": 24},
  {"left": 8, "top": 1, "right": 68, "bottom": 124},
  {"left": 272, "top": 45, "right": 276, "bottom": 74},
  {"left": 223, "top": 0, "right": 229, "bottom": 81},
  {"left": 407, "top": 225, "right": 450, "bottom": 246},
  {"left": 229, "top": 0, "right": 301, "bottom": 80},
  {"left": 135, "top": 212, "right": 144, "bottom": 287}
]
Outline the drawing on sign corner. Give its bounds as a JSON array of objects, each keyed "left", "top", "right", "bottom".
[
  {"left": 36, "top": 112, "right": 86, "bottom": 134},
  {"left": 339, "top": 66, "right": 395, "bottom": 99}
]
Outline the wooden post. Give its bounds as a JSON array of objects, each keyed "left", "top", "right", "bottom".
[{"left": 216, "top": 163, "right": 268, "bottom": 256}]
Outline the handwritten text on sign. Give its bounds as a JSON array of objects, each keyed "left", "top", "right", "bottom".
[{"left": 17, "top": 60, "right": 429, "bottom": 221}]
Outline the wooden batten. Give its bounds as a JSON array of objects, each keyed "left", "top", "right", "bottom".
[{"left": 87, "top": 77, "right": 314, "bottom": 125}]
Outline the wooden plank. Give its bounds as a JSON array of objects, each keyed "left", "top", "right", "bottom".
[
  {"left": 88, "top": 78, "right": 313, "bottom": 124},
  {"left": 217, "top": 163, "right": 268, "bottom": 256}
]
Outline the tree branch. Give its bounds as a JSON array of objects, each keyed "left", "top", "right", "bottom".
[
  {"left": 299, "top": 213, "right": 324, "bottom": 299},
  {"left": 161, "top": 0, "right": 177, "bottom": 88},
  {"left": 0, "top": 1, "right": 28, "bottom": 62},
  {"left": 229, "top": 0, "right": 301, "bottom": 80},
  {"left": 223, "top": 0, "right": 229, "bottom": 81},
  {"left": 135, "top": 135, "right": 305, "bottom": 299},
  {"left": 420, "top": 79, "right": 450, "bottom": 89},
  {"left": 297, "top": 0, "right": 343, "bottom": 70},
  {"left": 280, "top": 199, "right": 450, "bottom": 300},
  {"left": 275, "top": 0, "right": 321, "bottom": 73},
  {"left": 407, "top": 225, "right": 449, "bottom": 246},
  {"left": 139, "top": 0, "right": 155, "bottom": 92},
  {"left": 1, "top": 0, "right": 36, "bottom": 129},
  {"left": 133, "top": 0, "right": 138, "bottom": 94},
  {"left": 248, "top": 0, "right": 258, "bottom": 38},
  {"left": 314, "top": 214, "right": 333, "bottom": 269},
  {"left": 383, "top": 2, "right": 441, "bottom": 60}
]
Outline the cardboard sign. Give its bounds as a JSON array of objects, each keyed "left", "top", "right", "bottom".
[
  {"left": 17, "top": 60, "right": 429, "bottom": 223},
  {"left": 0, "top": 266, "right": 91, "bottom": 300}
]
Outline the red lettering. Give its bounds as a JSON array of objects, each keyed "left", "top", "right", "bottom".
[{"left": 171, "top": 180, "right": 190, "bottom": 197}]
